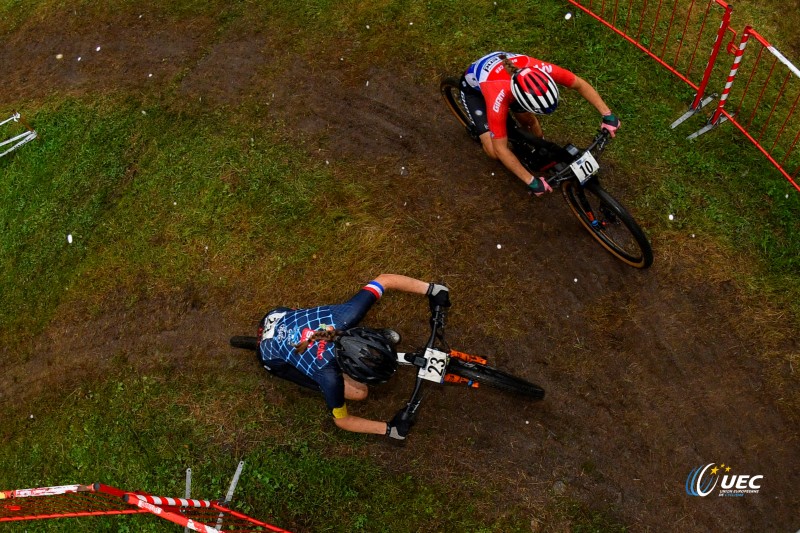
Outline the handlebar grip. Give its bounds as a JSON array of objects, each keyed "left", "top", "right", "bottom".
[{"left": 396, "top": 407, "right": 410, "bottom": 421}]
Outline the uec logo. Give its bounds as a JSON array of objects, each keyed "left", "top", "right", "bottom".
[{"left": 686, "top": 463, "right": 763, "bottom": 497}]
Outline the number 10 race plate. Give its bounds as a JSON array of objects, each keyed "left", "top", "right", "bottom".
[
  {"left": 418, "top": 348, "right": 448, "bottom": 383},
  {"left": 569, "top": 151, "right": 600, "bottom": 184}
]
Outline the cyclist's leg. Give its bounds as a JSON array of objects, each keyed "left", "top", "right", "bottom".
[
  {"left": 459, "top": 76, "right": 497, "bottom": 159},
  {"left": 514, "top": 111, "right": 543, "bottom": 138}
]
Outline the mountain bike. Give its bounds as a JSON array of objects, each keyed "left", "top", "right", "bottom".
[
  {"left": 229, "top": 305, "right": 544, "bottom": 427},
  {"left": 440, "top": 77, "right": 653, "bottom": 269}
]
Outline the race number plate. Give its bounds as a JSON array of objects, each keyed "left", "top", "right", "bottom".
[
  {"left": 417, "top": 348, "right": 448, "bottom": 383},
  {"left": 569, "top": 151, "right": 600, "bottom": 184}
]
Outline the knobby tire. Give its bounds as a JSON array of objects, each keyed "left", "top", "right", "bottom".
[
  {"left": 561, "top": 179, "right": 654, "bottom": 269},
  {"left": 440, "top": 77, "right": 478, "bottom": 139},
  {"left": 447, "top": 358, "right": 545, "bottom": 400},
  {"left": 230, "top": 336, "right": 259, "bottom": 351}
]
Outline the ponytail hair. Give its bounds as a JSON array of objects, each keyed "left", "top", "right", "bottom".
[
  {"left": 498, "top": 54, "right": 520, "bottom": 76},
  {"left": 293, "top": 326, "right": 339, "bottom": 355}
]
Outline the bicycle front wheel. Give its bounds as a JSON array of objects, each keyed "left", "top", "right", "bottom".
[
  {"left": 440, "top": 77, "right": 477, "bottom": 139},
  {"left": 447, "top": 359, "right": 545, "bottom": 400},
  {"left": 561, "top": 179, "right": 653, "bottom": 269},
  {"left": 230, "top": 336, "right": 259, "bottom": 350}
]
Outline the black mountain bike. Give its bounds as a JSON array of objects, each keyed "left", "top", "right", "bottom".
[
  {"left": 441, "top": 77, "right": 653, "bottom": 269},
  {"left": 230, "top": 305, "right": 544, "bottom": 427}
]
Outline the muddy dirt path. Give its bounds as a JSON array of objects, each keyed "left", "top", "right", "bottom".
[{"left": 1, "top": 11, "right": 797, "bottom": 532}]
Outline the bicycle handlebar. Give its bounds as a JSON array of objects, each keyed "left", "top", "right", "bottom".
[
  {"left": 394, "top": 306, "right": 449, "bottom": 426},
  {"left": 546, "top": 129, "right": 611, "bottom": 186}
]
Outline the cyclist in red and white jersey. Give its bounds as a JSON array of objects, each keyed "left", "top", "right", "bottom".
[{"left": 460, "top": 51, "right": 621, "bottom": 195}]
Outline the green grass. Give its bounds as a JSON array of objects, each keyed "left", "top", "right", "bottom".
[
  {"left": 0, "top": 371, "right": 532, "bottom": 532},
  {"left": 1, "top": 96, "right": 359, "bottom": 345}
]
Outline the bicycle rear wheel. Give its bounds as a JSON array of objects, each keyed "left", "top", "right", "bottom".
[
  {"left": 230, "top": 336, "right": 259, "bottom": 350},
  {"left": 440, "top": 77, "right": 478, "bottom": 140},
  {"left": 561, "top": 179, "right": 653, "bottom": 269},
  {"left": 447, "top": 359, "right": 545, "bottom": 399}
]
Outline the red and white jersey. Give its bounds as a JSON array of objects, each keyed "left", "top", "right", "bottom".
[{"left": 465, "top": 52, "right": 576, "bottom": 139}]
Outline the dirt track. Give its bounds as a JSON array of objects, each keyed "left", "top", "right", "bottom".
[{"left": 1, "top": 10, "right": 797, "bottom": 532}]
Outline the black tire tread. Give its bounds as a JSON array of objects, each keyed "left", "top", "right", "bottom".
[
  {"left": 230, "top": 336, "right": 259, "bottom": 351},
  {"left": 447, "top": 358, "right": 545, "bottom": 399},
  {"left": 440, "top": 77, "right": 475, "bottom": 135},
  {"left": 562, "top": 180, "right": 653, "bottom": 268}
]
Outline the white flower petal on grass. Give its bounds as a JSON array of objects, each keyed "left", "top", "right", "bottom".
[
  {"left": 668, "top": 213, "right": 674, "bottom": 221},
  {"left": 67, "top": 234, "right": 73, "bottom": 244}
]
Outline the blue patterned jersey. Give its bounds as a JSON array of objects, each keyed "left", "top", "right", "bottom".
[{"left": 258, "top": 281, "right": 385, "bottom": 378}]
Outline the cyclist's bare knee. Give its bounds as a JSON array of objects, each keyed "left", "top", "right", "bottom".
[{"left": 344, "top": 375, "right": 368, "bottom": 401}]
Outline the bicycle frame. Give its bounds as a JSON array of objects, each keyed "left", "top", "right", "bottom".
[
  {"left": 546, "top": 130, "right": 611, "bottom": 188},
  {"left": 506, "top": 120, "right": 612, "bottom": 189}
]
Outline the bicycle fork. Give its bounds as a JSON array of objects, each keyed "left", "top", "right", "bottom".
[{"left": 444, "top": 350, "right": 488, "bottom": 388}]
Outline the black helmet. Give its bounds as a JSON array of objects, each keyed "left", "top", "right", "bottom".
[{"left": 335, "top": 328, "right": 398, "bottom": 384}]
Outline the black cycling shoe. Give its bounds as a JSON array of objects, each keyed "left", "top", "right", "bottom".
[{"left": 378, "top": 329, "right": 401, "bottom": 346}]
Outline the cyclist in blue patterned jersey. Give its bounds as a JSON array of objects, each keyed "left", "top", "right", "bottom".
[{"left": 258, "top": 274, "right": 450, "bottom": 440}]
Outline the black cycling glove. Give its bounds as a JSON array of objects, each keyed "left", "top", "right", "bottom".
[
  {"left": 426, "top": 283, "right": 451, "bottom": 311},
  {"left": 386, "top": 412, "right": 412, "bottom": 440}
]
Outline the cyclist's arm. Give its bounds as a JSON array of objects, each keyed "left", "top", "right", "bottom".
[
  {"left": 373, "top": 274, "right": 429, "bottom": 295},
  {"left": 492, "top": 136, "right": 538, "bottom": 186},
  {"left": 569, "top": 76, "right": 612, "bottom": 117},
  {"left": 334, "top": 413, "right": 390, "bottom": 435}
]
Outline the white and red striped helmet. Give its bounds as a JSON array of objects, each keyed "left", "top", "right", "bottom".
[{"left": 511, "top": 67, "right": 560, "bottom": 115}]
